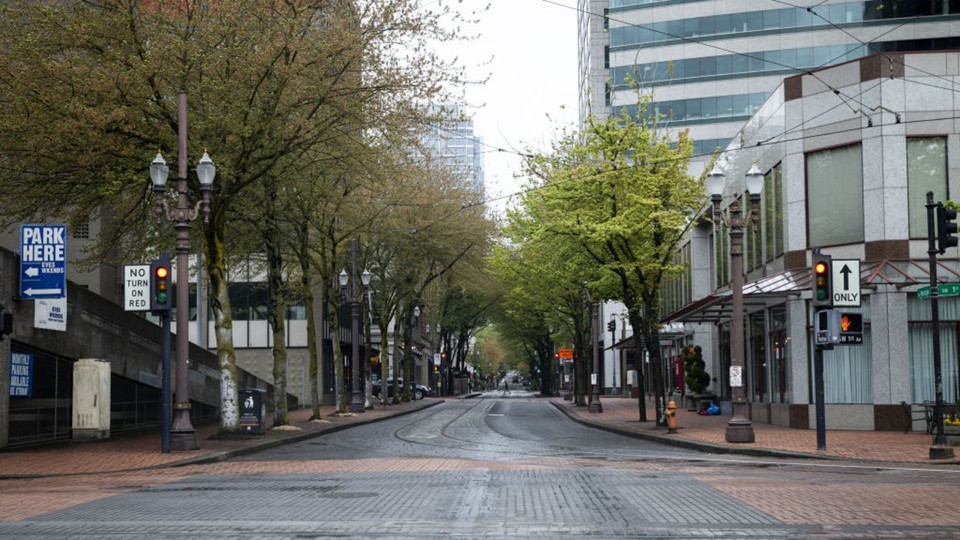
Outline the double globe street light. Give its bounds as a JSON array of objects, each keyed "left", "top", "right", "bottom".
[
  {"left": 339, "top": 240, "right": 371, "bottom": 413},
  {"left": 706, "top": 161, "right": 763, "bottom": 444},
  {"left": 148, "top": 91, "right": 215, "bottom": 451}
]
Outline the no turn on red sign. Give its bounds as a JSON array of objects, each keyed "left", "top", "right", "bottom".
[{"left": 123, "top": 264, "right": 151, "bottom": 311}]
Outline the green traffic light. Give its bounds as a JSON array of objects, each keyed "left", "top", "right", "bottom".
[{"left": 156, "top": 292, "right": 168, "bottom": 304}]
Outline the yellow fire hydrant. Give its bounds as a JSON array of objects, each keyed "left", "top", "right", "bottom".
[{"left": 665, "top": 399, "right": 678, "bottom": 434}]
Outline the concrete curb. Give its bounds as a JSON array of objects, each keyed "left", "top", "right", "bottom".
[
  {"left": 0, "top": 400, "right": 444, "bottom": 480},
  {"left": 550, "top": 401, "right": 835, "bottom": 462},
  {"left": 167, "top": 400, "right": 445, "bottom": 468}
]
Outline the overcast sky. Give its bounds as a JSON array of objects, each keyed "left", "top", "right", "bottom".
[{"left": 451, "top": 1, "right": 579, "bottom": 215}]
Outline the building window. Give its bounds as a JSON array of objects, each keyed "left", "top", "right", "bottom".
[
  {"left": 907, "top": 137, "right": 948, "bottom": 239},
  {"left": 715, "top": 220, "right": 730, "bottom": 288},
  {"left": 764, "top": 162, "right": 784, "bottom": 262},
  {"left": 746, "top": 195, "right": 762, "bottom": 271},
  {"left": 806, "top": 144, "right": 863, "bottom": 246},
  {"left": 908, "top": 295, "right": 959, "bottom": 404}
]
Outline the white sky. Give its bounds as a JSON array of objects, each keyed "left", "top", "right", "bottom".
[{"left": 451, "top": 1, "right": 579, "bottom": 215}]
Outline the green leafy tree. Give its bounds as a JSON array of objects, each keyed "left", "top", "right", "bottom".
[
  {"left": 0, "top": 0, "right": 477, "bottom": 430},
  {"left": 522, "top": 101, "right": 704, "bottom": 423},
  {"left": 682, "top": 345, "right": 710, "bottom": 395}
]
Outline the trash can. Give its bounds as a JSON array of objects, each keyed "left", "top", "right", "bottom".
[{"left": 239, "top": 388, "right": 266, "bottom": 435}]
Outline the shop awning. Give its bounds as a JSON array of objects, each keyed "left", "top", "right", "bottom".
[{"left": 659, "top": 259, "right": 960, "bottom": 325}]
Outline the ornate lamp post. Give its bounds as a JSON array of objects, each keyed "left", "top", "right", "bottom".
[
  {"left": 339, "top": 240, "right": 371, "bottom": 414},
  {"left": 149, "top": 91, "right": 214, "bottom": 452},
  {"left": 707, "top": 162, "right": 763, "bottom": 443}
]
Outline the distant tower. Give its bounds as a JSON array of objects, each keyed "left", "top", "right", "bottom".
[{"left": 425, "top": 104, "right": 485, "bottom": 196}]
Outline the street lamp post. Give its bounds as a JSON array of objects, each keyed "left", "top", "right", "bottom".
[
  {"left": 339, "top": 240, "right": 370, "bottom": 414},
  {"left": 707, "top": 162, "right": 763, "bottom": 443},
  {"left": 149, "top": 90, "right": 214, "bottom": 452}
]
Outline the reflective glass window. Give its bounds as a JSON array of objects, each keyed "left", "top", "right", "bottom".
[
  {"left": 748, "top": 10, "right": 764, "bottom": 31},
  {"left": 668, "top": 19, "right": 683, "bottom": 38},
  {"left": 700, "top": 56, "right": 717, "bottom": 76},
  {"left": 715, "top": 13, "right": 731, "bottom": 35},
  {"left": 763, "top": 9, "right": 780, "bottom": 30},
  {"left": 781, "top": 8, "right": 797, "bottom": 28},
  {"left": 716, "top": 95, "right": 733, "bottom": 117},
  {"left": 701, "top": 97, "right": 717, "bottom": 118}
]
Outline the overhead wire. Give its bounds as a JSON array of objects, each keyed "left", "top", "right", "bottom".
[{"left": 413, "top": 1, "right": 960, "bottom": 220}]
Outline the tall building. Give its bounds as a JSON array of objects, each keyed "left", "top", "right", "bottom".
[
  {"left": 581, "top": 1, "right": 960, "bottom": 166},
  {"left": 424, "top": 104, "right": 486, "bottom": 195}
]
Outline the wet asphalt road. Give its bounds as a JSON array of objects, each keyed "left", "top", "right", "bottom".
[{"left": 2, "top": 390, "right": 959, "bottom": 539}]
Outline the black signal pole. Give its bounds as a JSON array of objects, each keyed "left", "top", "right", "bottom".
[{"left": 926, "top": 192, "right": 954, "bottom": 459}]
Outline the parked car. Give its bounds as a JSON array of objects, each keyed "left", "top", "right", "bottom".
[{"left": 372, "top": 380, "right": 431, "bottom": 400}]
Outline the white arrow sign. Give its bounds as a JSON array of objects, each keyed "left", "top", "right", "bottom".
[
  {"left": 24, "top": 267, "right": 39, "bottom": 277},
  {"left": 23, "top": 287, "right": 63, "bottom": 297},
  {"left": 831, "top": 259, "right": 861, "bottom": 307}
]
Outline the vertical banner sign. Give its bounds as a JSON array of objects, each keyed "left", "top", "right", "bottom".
[
  {"left": 34, "top": 297, "right": 67, "bottom": 331},
  {"left": 20, "top": 225, "right": 67, "bottom": 299},
  {"left": 729, "top": 365, "right": 743, "bottom": 387},
  {"left": 10, "top": 352, "right": 34, "bottom": 397}
]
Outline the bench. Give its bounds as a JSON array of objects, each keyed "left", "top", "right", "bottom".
[
  {"left": 902, "top": 401, "right": 958, "bottom": 434},
  {"left": 900, "top": 401, "right": 928, "bottom": 433}
]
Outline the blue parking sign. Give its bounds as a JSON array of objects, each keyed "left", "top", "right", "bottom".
[{"left": 20, "top": 224, "right": 67, "bottom": 299}]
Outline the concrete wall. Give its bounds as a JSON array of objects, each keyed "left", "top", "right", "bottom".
[{"left": 0, "top": 247, "right": 285, "bottom": 448}]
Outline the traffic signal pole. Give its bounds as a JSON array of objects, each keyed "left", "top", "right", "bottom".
[
  {"left": 811, "top": 252, "right": 834, "bottom": 450},
  {"left": 926, "top": 191, "right": 954, "bottom": 459},
  {"left": 160, "top": 310, "right": 171, "bottom": 453}
]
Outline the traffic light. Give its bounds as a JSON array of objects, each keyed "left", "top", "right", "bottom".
[
  {"left": 150, "top": 258, "right": 172, "bottom": 312},
  {"left": 607, "top": 320, "right": 615, "bottom": 332},
  {"left": 937, "top": 204, "right": 958, "bottom": 254},
  {"left": 812, "top": 253, "right": 833, "bottom": 308}
]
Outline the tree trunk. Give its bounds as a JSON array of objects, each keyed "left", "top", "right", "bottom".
[
  {"left": 205, "top": 217, "right": 239, "bottom": 434},
  {"left": 265, "top": 220, "right": 288, "bottom": 427},
  {"left": 302, "top": 261, "right": 321, "bottom": 419},
  {"left": 628, "top": 312, "right": 647, "bottom": 422},
  {"left": 329, "top": 300, "right": 346, "bottom": 413},
  {"left": 401, "top": 305, "right": 414, "bottom": 402}
]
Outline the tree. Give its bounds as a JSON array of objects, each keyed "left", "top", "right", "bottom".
[
  {"left": 683, "top": 345, "right": 710, "bottom": 396},
  {"left": 522, "top": 102, "right": 703, "bottom": 424},
  {"left": 0, "top": 0, "right": 477, "bottom": 431},
  {"left": 491, "top": 203, "right": 599, "bottom": 406}
]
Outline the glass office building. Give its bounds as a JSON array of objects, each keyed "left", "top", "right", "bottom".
[{"left": 580, "top": 0, "right": 960, "bottom": 164}]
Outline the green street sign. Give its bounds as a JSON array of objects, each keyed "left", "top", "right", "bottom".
[{"left": 917, "top": 283, "right": 960, "bottom": 300}]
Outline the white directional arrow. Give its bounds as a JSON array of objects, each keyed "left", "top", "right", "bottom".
[
  {"left": 23, "top": 288, "right": 62, "bottom": 296},
  {"left": 24, "top": 267, "right": 39, "bottom": 278}
]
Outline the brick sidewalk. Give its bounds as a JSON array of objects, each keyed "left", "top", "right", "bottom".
[
  {"left": 0, "top": 399, "right": 441, "bottom": 478},
  {"left": 552, "top": 396, "right": 960, "bottom": 465}
]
